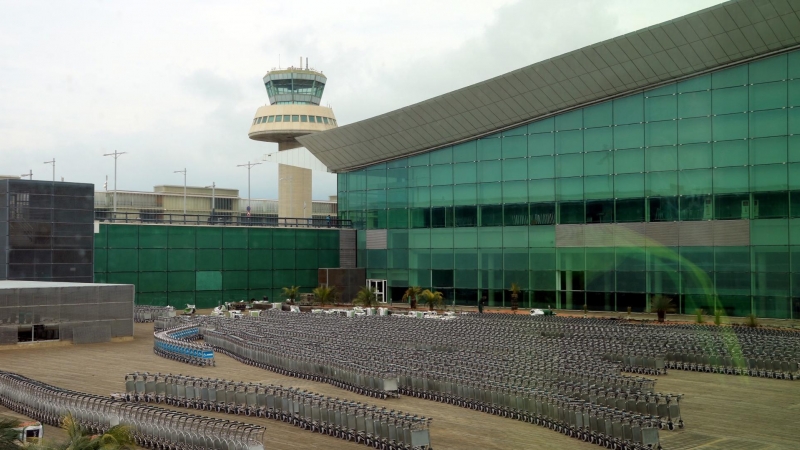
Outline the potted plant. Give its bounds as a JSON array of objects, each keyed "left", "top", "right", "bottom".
[
  {"left": 649, "top": 294, "right": 675, "bottom": 323},
  {"left": 509, "top": 283, "right": 520, "bottom": 311},
  {"left": 402, "top": 286, "right": 422, "bottom": 310},
  {"left": 354, "top": 286, "right": 378, "bottom": 308},
  {"left": 281, "top": 286, "right": 300, "bottom": 304},
  {"left": 312, "top": 285, "right": 336, "bottom": 308},
  {"left": 419, "top": 289, "right": 444, "bottom": 311}
]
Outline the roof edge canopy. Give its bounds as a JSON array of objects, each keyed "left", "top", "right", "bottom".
[{"left": 299, "top": 0, "right": 800, "bottom": 172}]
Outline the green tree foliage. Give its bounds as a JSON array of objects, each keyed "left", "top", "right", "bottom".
[
  {"left": 281, "top": 286, "right": 300, "bottom": 303},
  {"left": 419, "top": 289, "right": 444, "bottom": 311},
  {"left": 312, "top": 285, "right": 336, "bottom": 307},
  {"left": 354, "top": 287, "right": 378, "bottom": 308},
  {"left": 402, "top": 286, "right": 422, "bottom": 310}
]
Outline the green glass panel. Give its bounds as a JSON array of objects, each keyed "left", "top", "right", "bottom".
[
  {"left": 584, "top": 151, "right": 614, "bottom": 175},
  {"left": 453, "top": 228, "right": 477, "bottom": 249},
  {"left": 712, "top": 86, "right": 748, "bottom": 115},
  {"left": 646, "top": 120, "right": 677, "bottom": 147},
  {"left": 386, "top": 208, "right": 410, "bottom": 229},
  {"left": 169, "top": 291, "right": 197, "bottom": 308},
  {"left": 790, "top": 108, "right": 800, "bottom": 135},
  {"left": 295, "top": 249, "right": 318, "bottom": 269},
  {"left": 679, "top": 169, "right": 712, "bottom": 195},
  {"left": 430, "top": 146, "right": 452, "bottom": 165},
  {"left": 530, "top": 203, "right": 556, "bottom": 226},
  {"left": 645, "top": 94, "right": 676, "bottom": 122},
  {"left": 530, "top": 248, "right": 556, "bottom": 270},
  {"left": 409, "top": 208, "right": 430, "bottom": 228},
  {"left": 713, "top": 140, "right": 749, "bottom": 167},
  {"left": 272, "top": 250, "right": 295, "bottom": 269},
  {"left": 502, "top": 181, "right": 527, "bottom": 204},
  {"left": 386, "top": 167, "right": 408, "bottom": 189},
  {"left": 106, "top": 272, "right": 137, "bottom": 286},
  {"left": 614, "top": 173, "right": 644, "bottom": 199},
  {"left": 272, "top": 229, "right": 295, "bottom": 249},
  {"left": 431, "top": 228, "right": 454, "bottom": 249},
  {"left": 503, "top": 125, "right": 527, "bottom": 137},
  {"left": 408, "top": 152, "right": 429, "bottom": 166},
  {"left": 713, "top": 167, "right": 749, "bottom": 194},
  {"left": 409, "top": 229, "right": 431, "bottom": 248},
  {"left": 678, "top": 117, "right": 711, "bottom": 144},
  {"left": 529, "top": 225, "right": 555, "bottom": 247},
  {"left": 715, "top": 247, "right": 750, "bottom": 272},
  {"left": 387, "top": 188, "right": 408, "bottom": 208},
  {"left": 750, "top": 109, "right": 787, "bottom": 139},
  {"left": 504, "top": 204, "right": 528, "bottom": 227},
  {"left": 646, "top": 171, "right": 678, "bottom": 196},
  {"left": 478, "top": 183, "right": 501, "bottom": 205},
  {"left": 649, "top": 197, "right": 679, "bottom": 221},
  {"left": 453, "top": 141, "right": 477, "bottom": 163},
  {"left": 248, "top": 271, "right": 272, "bottom": 289},
  {"left": 295, "top": 229, "right": 317, "bottom": 249},
  {"left": 502, "top": 158, "right": 527, "bottom": 181},
  {"left": 273, "top": 270, "right": 296, "bottom": 288},
  {"left": 585, "top": 199, "right": 613, "bottom": 223},
  {"left": 248, "top": 250, "right": 272, "bottom": 270},
  {"left": 502, "top": 135, "right": 527, "bottom": 159},
  {"left": 138, "top": 226, "right": 168, "bottom": 248},
  {"left": 430, "top": 164, "right": 453, "bottom": 186},
  {"left": 791, "top": 164, "right": 800, "bottom": 190},
  {"left": 585, "top": 248, "right": 614, "bottom": 271},
  {"left": 430, "top": 250, "right": 453, "bottom": 269},
  {"left": 453, "top": 162, "right": 477, "bottom": 184},
  {"left": 614, "top": 123, "right": 644, "bottom": 149},
  {"left": 712, "top": 64, "right": 748, "bottom": 89},
  {"left": 583, "top": 101, "right": 613, "bottom": 128},
  {"left": 94, "top": 248, "right": 107, "bottom": 273},
  {"left": 678, "top": 73, "right": 711, "bottom": 93},
  {"left": 646, "top": 83, "right": 676, "bottom": 97},
  {"left": 530, "top": 271, "right": 556, "bottom": 290},
  {"left": 454, "top": 270, "right": 478, "bottom": 288},
  {"left": 750, "top": 136, "right": 787, "bottom": 165},
  {"left": 583, "top": 127, "right": 613, "bottom": 152},
  {"left": 139, "top": 249, "right": 167, "bottom": 272},
  {"left": 790, "top": 50, "right": 800, "bottom": 78},
  {"left": 558, "top": 201, "right": 584, "bottom": 224},
  {"left": 107, "top": 225, "right": 138, "bottom": 249},
  {"left": 750, "top": 81, "right": 787, "bottom": 111},
  {"left": 556, "top": 153, "right": 583, "bottom": 177},
  {"left": 221, "top": 228, "right": 247, "bottom": 248},
  {"left": 387, "top": 229, "right": 409, "bottom": 249},
  {"left": 789, "top": 79, "right": 800, "bottom": 106},
  {"left": 750, "top": 164, "right": 787, "bottom": 192},
  {"left": 347, "top": 171, "right": 365, "bottom": 190},
  {"left": 168, "top": 272, "right": 195, "bottom": 292},
  {"left": 528, "top": 132, "right": 554, "bottom": 156},
  {"left": 479, "top": 246, "right": 503, "bottom": 269},
  {"left": 387, "top": 158, "right": 407, "bottom": 169},
  {"left": 613, "top": 93, "right": 643, "bottom": 125},
  {"left": 614, "top": 148, "right": 644, "bottom": 174},
  {"left": 751, "top": 219, "right": 789, "bottom": 246},
  {"left": 554, "top": 110, "right": 581, "bottom": 131},
  {"left": 478, "top": 160, "right": 501, "bottom": 183},
  {"left": 678, "top": 90, "right": 711, "bottom": 118},
  {"left": 584, "top": 175, "right": 613, "bottom": 200},
  {"left": 347, "top": 191, "right": 365, "bottom": 210},
  {"left": 528, "top": 117, "right": 554, "bottom": 134},
  {"left": 528, "top": 155, "right": 555, "bottom": 179},
  {"left": 408, "top": 166, "right": 431, "bottom": 187},
  {"left": 409, "top": 187, "right": 431, "bottom": 207},
  {"left": 556, "top": 177, "right": 583, "bottom": 201},
  {"left": 367, "top": 249, "right": 388, "bottom": 269},
  {"left": 367, "top": 169, "right": 387, "bottom": 190},
  {"left": 222, "top": 249, "right": 247, "bottom": 270},
  {"left": 453, "top": 184, "right": 477, "bottom": 205},
  {"left": 430, "top": 185, "right": 452, "bottom": 207},
  {"left": 223, "top": 271, "right": 249, "bottom": 290},
  {"left": 388, "top": 249, "right": 409, "bottom": 269},
  {"left": 529, "top": 179, "right": 555, "bottom": 202},
  {"left": 478, "top": 138, "right": 501, "bottom": 160},
  {"left": 678, "top": 143, "right": 712, "bottom": 170},
  {"left": 409, "top": 249, "right": 431, "bottom": 269},
  {"left": 713, "top": 113, "right": 749, "bottom": 141},
  {"left": 108, "top": 249, "right": 138, "bottom": 272},
  {"left": 645, "top": 146, "right": 677, "bottom": 171},
  {"left": 555, "top": 130, "right": 582, "bottom": 154},
  {"left": 753, "top": 192, "right": 789, "bottom": 219},
  {"left": 749, "top": 53, "right": 786, "bottom": 84},
  {"left": 168, "top": 249, "right": 195, "bottom": 271},
  {"left": 366, "top": 190, "right": 387, "bottom": 209}
]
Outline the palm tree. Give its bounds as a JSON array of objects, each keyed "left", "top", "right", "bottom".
[
  {"left": 281, "top": 286, "right": 300, "bottom": 304},
  {"left": 402, "top": 286, "right": 422, "bottom": 310},
  {"left": 419, "top": 289, "right": 444, "bottom": 311},
  {"left": 354, "top": 286, "right": 378, "bottom": 308},
  {"left": 509, "top": 282, "right": 521, "bottom": 311},
  {"left": 51, "top": 414, "right": 135, "bottom": 450},
  {"left": 649, "top": 294, "right": 675, "bottom": 323},
  {"left": 312, "top": 285, "right": 336, "bottom": 307},
  {"left": 1, "top": 417, "right": 21, "bottom": 450}
]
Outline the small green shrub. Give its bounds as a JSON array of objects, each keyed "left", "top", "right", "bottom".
[
  {"left": 714, "top": 309, "right": 722, "bottom": 326},
  {"left": 745, "top": 314, "right": 759, "bottom": 328},
  {"left": 695, "top": 308, "right": 705, "bottom": 324}
]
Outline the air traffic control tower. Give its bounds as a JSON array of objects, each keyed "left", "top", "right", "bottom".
[{"left": 248, "top": 59, "right": 337, "bottom": 218}]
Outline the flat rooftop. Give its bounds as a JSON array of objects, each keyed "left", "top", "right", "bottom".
[{"left": 0, "top": 281, "right": 129, "bottom": 289}]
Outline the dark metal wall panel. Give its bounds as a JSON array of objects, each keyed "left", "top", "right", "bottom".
[
  {"left": 616, "top": 223, "right": 647, "bottom": 247},
  {"left": 339, "top": 230, "right": 357, "bottom": 268},
  {"left": 583, "top": 224, "right": 614, "bottom": 247},
  {"left": 645, "top": 222, "right": 680, "bottom": 247},
  {"left": 555, "top": 224, "right": 585, "bottom": 247},
  {"left": 678, "top": 221, "right": 714, "bottom": 246},
  {"left": 365, "top": 229, "right": 387, "bottom": 250}
]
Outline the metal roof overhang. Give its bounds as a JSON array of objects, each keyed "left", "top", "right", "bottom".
[{"left": 298, "top": 0, "right": 800, "bottom": 172}]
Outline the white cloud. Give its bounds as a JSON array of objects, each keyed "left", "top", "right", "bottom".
[{"left": 0, "top": 0, "right": 725, "bottom": 198}]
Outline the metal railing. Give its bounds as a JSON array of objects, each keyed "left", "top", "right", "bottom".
[{"left": 95, "top": 211, "right": 352, "bottom": 228}]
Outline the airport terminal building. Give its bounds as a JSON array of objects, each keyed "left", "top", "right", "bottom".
[{"left": 300, "top": 0, "right": 800, "bottom": 318}]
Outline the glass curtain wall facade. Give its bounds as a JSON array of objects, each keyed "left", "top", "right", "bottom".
[{"left": 338, "top": 49, "right": 800, "bottom": 318}]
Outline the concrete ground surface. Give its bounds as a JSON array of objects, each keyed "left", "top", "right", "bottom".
[{"left": 1, "top": 322, "right": 798, "bottom": 449}]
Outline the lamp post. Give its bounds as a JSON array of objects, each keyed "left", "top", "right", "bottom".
[
  {"left": 280, "top": 176, "right": 294, "bottom": 217},
  {"left": 237, "top": 161, "right": 261, "bottom": 218},
  {"left": 174, "top": 168, "right": 187, "bottom": 215},
  {"left": 205, "top": 182, "right": 216, "bottom": 220},
  {"left": 20, "top": 170, "right": 32, "bottom": 180},
  {"left": 103, "top": 151, "right": 126, "bottom": 213},
  {"left": 43, "top": 158, "right": 55, "bottom": 182}
]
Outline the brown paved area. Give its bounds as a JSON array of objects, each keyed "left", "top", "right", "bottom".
[{"left": 1, "top": 322, "right": 798, "bottom": 449}]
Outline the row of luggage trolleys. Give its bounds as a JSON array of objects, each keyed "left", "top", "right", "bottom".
[
  {"left": 664, "top": 353, "right": 798, "bottom": 379},
  {"left": 153, "top": 326, "right": 215, "bottom": 367},
  {"left": 119, "top": 373, "right": 432, "bottom": 450}
]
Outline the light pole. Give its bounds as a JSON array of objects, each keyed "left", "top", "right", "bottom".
[
  {"left": 174, "top": 168, "right": 187, "bottom": 215},
  {"left": 237, "top": 161, "right": 261, "bottom": 218},
  {"left": 280, "top": 176, "right": 294, "bottom": 217},
  {"left": 204, "top": 182, "right": 216, "bottom": 219},
  {"left": 103, "top": 151, "right": 126, "bottom": 213},
  {"left": 20, "top": 170, "right": 32, "bottom": 180},
  {"left": 43, "top": 158, "right": 55, "bottom": 182}
]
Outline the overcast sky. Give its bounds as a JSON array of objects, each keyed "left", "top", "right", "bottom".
[{"left": 0, "top": 0, "right": 725, "bottom": 200}]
